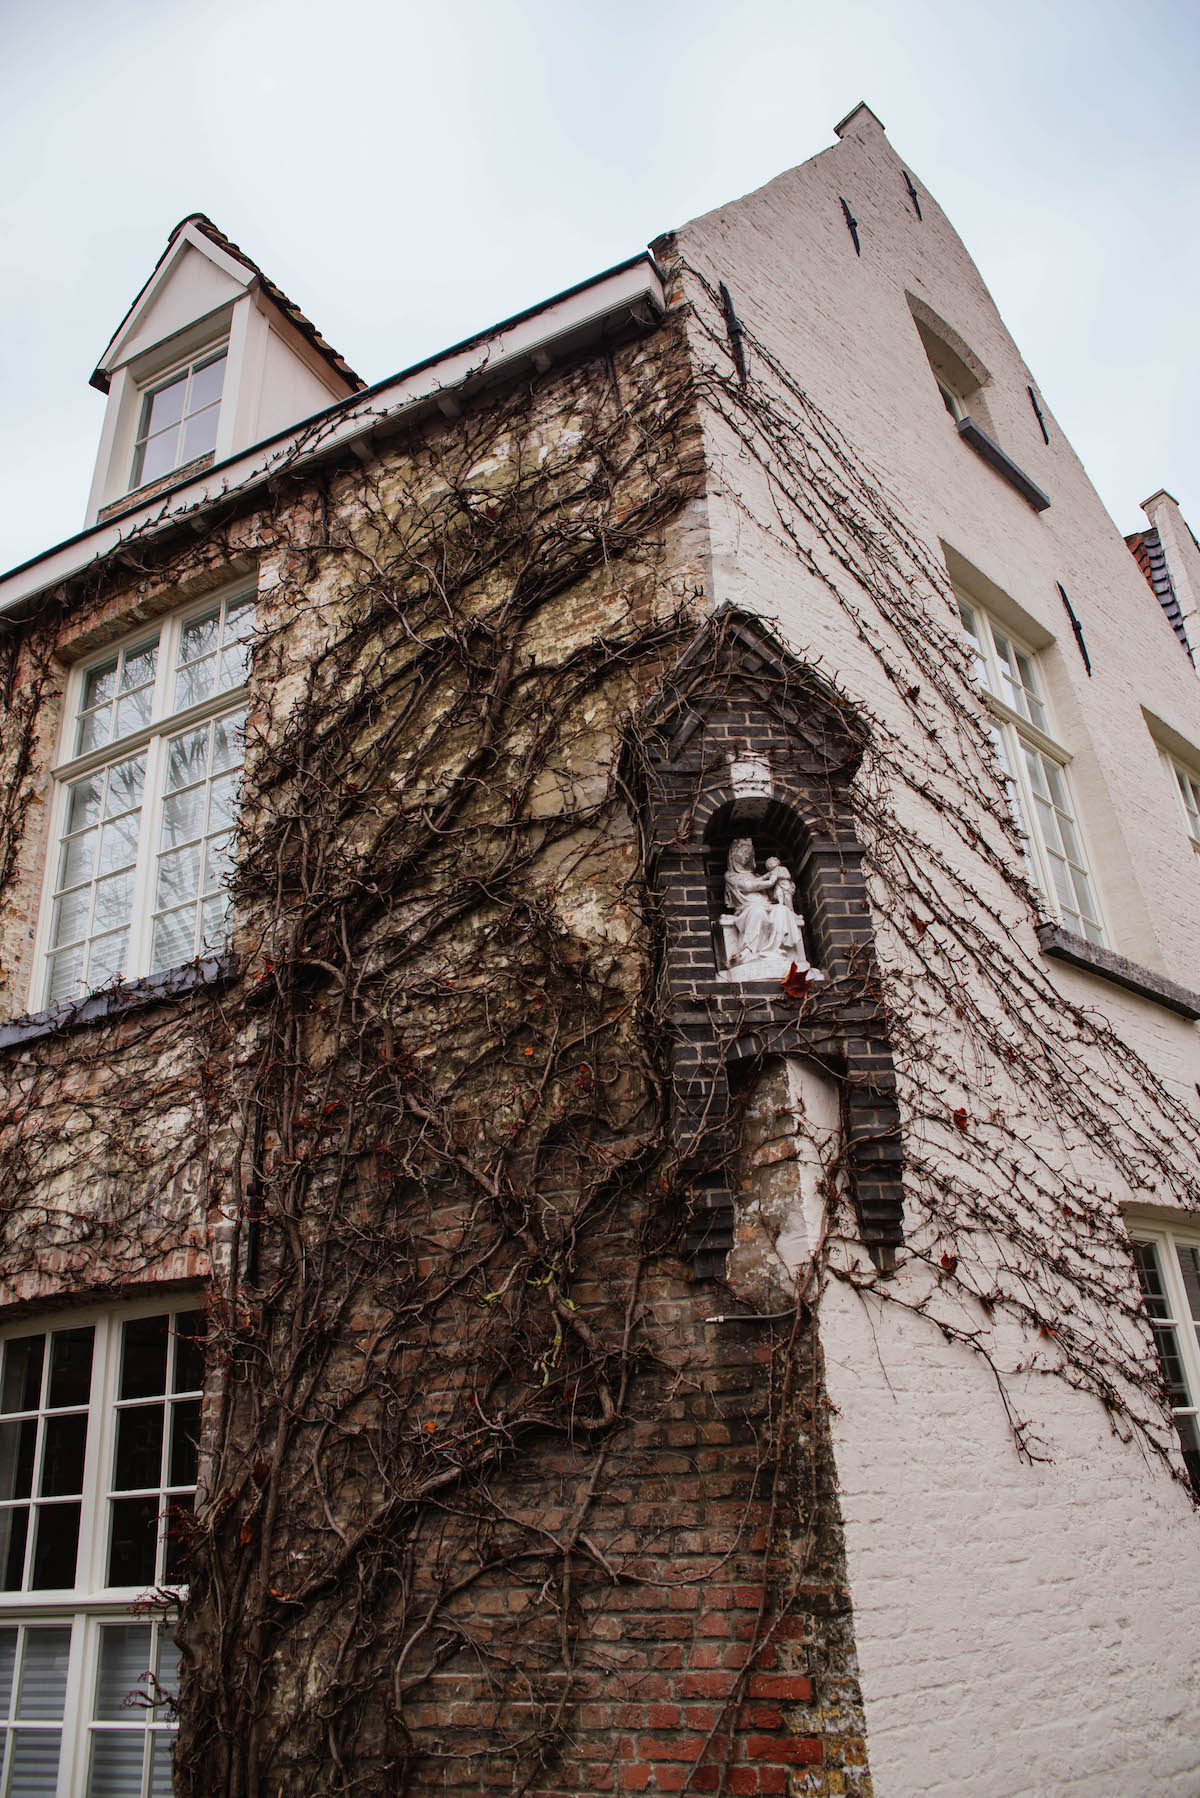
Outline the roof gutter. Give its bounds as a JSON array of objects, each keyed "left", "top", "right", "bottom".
[{"left": 0, "top": 253, "right": 666, "bottom": 620}]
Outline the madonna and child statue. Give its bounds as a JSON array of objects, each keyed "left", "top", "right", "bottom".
[{"left": 717, "top": 838, "right": 822, "bottom": 985}]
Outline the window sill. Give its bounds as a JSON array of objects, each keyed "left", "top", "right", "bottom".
[
  {"left": 95, "top": 451, "right": 216, "bottom": 524},
  {"left": 957, "top": 418, "right": 1050, "bottom": 513},
  {"left": 1037, "top": 923, "right": 1200, "bottom": 1021},
  {"left": 0, "top": 955, "right": 238, "bottom": 1052}
]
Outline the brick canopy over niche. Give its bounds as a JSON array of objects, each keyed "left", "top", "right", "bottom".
[{"left": 641, "top": 607, "right": 904, "bottom": 1274}]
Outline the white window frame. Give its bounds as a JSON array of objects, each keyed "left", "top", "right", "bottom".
[
  {"left": 958, "top": 597, "right": 1107, "bottom": 945},
  {"left": 129, "top": 343, "right": 228, "bottom": 494},
  {"left": 0, "top": 1298, "right": 202, "bottom": 1797},
  {"left": 1127, "top": 1222, "right": 1200, "bottom": 1493},
  {"left": 1166, "top": 755, "right": 1200, "bottom": 856},
  {"left": 31, "top": 583, "right": 253, "bottom": 1014}
]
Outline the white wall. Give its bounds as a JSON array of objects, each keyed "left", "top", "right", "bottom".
[{"left": 672, "top": 103, "right": 1200, "bottom": 1798}]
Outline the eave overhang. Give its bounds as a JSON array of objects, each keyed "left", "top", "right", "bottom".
[{"left": 3, "top": 253, "right": 665, "bottom": 622}]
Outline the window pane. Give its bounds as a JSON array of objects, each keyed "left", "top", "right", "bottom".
[
  {"left": 82, "top": 662, "right": 118, "bottom": 717},
  {"left": 92, "top": 872, "right": 134, "bottom": 934},
  {"left": 30, "top": 1503, "right": 80, "bottom": 1588},
  {"left": 174, "top": 656, "right": 217, "bottom": 713},
  {"left": 172, "top": 1316, "right": 204, "bottom": 1396},
  {"left": 47, "top": 947, "right": 85, "bottom": 1006},
  {"left": 2, "top": 1340, "right": 44, "bottom": 1415},
  {"left": 0, "top": 1629, "right": 15, "bottom": 1714},
  {"left": 104, "top": 757, "right": 145, "bottom": 818},
  {"left": 87, "top": 1731, "right": 146, "bottom": 1798},
  {"left": 86, "top": 931, "right": 129, "bottom": 989},
  {"left": 149, "top": 1735, "right": 175, "bottom": 1796},
  {"left": 120, "top": 646, "right": 157, "bottom": 694},
  {"left": 188, "top": 354, "right": 226, "bottom": 413},
  {"left": 168, "top": 1401, "right": 200, "bottom": 1490},
  {"left": 208, "top": 772, "right": 239, "bottom": 836},
  {"left": 1176, "top": 766, "right": 1200, "bottom": 840},
  {"left": 39, "top": 1416, "right": 86, "bottom": 1497},
  {"left": 218, "top": 639, "right": 251, "bottom": 692},
  {"left": 8, "top": 1729, "right": 63, "bottom": 1795},
  {"left": 151, "top": 908, "right": 197, "bottom": 973},
  {"left": 993, "top": 632, "right": 1024, "bottom": 715},
  {"left": 160, "top": 787, "right": 205, "bottom": 850},
  {"left": 1180, "top": 1245, "right": 1200, "bottom": 1332},
  {"left": 108, "top": 1496, "right": 159, "bottom": 1588},
  {"left": 154, "top": 1631, "right": 180, "bottom": 1715},
  {"left": 16, "top": 1630, "right": 70, "bottom": 1718},
  {"left": 166, "top": 728, "right": 210, "bottom": 793},
  {"left": 163, "top": 1497, "right": 193, "bottom": 1584},
  {"left": 0, "top": 1422, "right": 36, "bottom": 1500},
  {"left": 154, "top": 845, "right": 201, "bottom": 911},
  {"left": 144, "top": 375, "right": 187, "bottom": 436},
  {"left": 95, "top": 1624, "right": 154, "bottom": 1720},
  {"left": 114, "top": 1407, "right": 164, "bottom": 1493},
  {"left": 121, "top": 1319, "right": 169, "bottom": 1401},
  {"left": 202, "top": 834, "right": 232, "bottom": 895},
  {"left": 137, "top": 427, "right": 181, "bottom": 488},
  {"left": 52, "top": 888, "right": 91, "bottom": 948},
  {"left": 77, "top": 710, "right": 112, "bottom": 755},
  {"left": 47, "top": 1331, "right": 92, "bottom": 1411},
  {"left": 66, "top": 777, "right": 103, "bottom": 836},
  {"left": 178, "top": 613, "right": 219, "bottom": 669},
  {"left": 98, "top": 815, "right": 139, "bottom": 874},
  {"left": 1013, "top": 650, "right": 1046, "bottom": 730},
  {"left": 200, "top": 895, "right": 229, "bottom": 953},
  {"left": 115, "top": 687, "right": 155, "bottom": 740},
  {"left": 223, "top": 597, "right": 255, "bottom": 642},
  {"left": 1175, "top": 1411, "right": 1200, "bottom": 1495},
  {"left": 0, "top": 1508, "right": 28, "bottom": 1590},
  {"left": 180, "top": 405, "right": 220, "bottom": 465},
  {"left": 211, "top": 714, "right": 243, "bottom": 774},
  {"left": 60, "top": 829, "right": 98, "bottom": 892}
]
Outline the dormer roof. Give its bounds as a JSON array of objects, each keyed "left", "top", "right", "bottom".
[{"left": 89, "top": 212, "right": 364, "bottom": 395}]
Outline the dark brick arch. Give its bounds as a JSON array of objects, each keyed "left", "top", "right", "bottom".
[{"left": 641, "top": 607, "right": 903, "bottom": 1275}]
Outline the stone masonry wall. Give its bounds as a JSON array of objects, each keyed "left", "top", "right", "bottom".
[{"left": 0, "top": 317, "right": 878, "bottom": 1796}]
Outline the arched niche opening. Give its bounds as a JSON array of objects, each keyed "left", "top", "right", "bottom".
[{"left": 703, "top": 798, "right": 819, "bottom": 980}]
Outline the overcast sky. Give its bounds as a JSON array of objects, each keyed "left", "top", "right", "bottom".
[{"left": 1, "top": 0, "right": 1197, "bottom": 576}]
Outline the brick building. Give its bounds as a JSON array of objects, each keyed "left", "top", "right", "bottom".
[{"left": 0, "top": 101, "right": 1197, "bottom": 1797}]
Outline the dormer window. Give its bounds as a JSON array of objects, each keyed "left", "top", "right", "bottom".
[
  {"left": 916, "top": 319, "right": 983, "bottom": 427},
  {"left": 85, "top": 213, "right": 363, "bottom": 527},
  {"left": 130, "top": 348, "right": 227, "bottom": 490}
]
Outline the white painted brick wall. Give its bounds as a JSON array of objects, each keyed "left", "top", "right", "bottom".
[{"left": 673, "top": 103, "right": 1200, "bottom": 1798}]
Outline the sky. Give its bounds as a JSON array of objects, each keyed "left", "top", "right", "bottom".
[{"left": 1, "top": 0, "right": 1198, "bottom": 576}]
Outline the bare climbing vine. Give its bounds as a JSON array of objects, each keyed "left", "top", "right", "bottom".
[{"left": 0, "top": 248, "right": 1193, "bottom": 1798}]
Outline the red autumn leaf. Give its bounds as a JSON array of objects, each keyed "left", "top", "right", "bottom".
[
  {"left": 780, "top": 962, "right": 810, "bottom": 1000},
  {"left": 940, "top": 1252, "right": 958, "bottom": 1274},
  {"left": 909, "top": 911, "right": 928, "bottom": 937},
  {"left": 952, "top": 1107, "right": 968, "bottom": 1131}
]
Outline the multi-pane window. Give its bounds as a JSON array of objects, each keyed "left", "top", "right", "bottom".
[
  {"left": 0, "top": 1306, "right": 202, "bottom": 1797},
  {"left": 1169, "top": 760, "right": 1200, "bottom": 853},
  {"left": 38, "top": 590, "right": 253, "bottom": 1011},
  {"left": 958, "top": 598, "right": 1105, "bottom": 944},
  {"left": 130, "top": 352, "right": 227, "bottom": 491},
  {"left": 1130, "top": 1231, "right": 1200, "bottom": 1494}
]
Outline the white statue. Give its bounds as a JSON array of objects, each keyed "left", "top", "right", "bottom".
[{"left": 717, "top": 838, "right": 821, "bottom": 984}]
